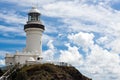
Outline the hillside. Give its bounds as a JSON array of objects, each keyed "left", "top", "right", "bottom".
[{"left": 6, "top": 63, "right": 92, "bottom": 80}]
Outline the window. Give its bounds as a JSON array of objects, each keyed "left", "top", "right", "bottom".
[
  {"left": 28, "top": 16, "right": 31, "bottom": 21},
  {"left": 37, "top": 57, "right": 40, "bottom": 60},
  {"left": 28, "top": 13, "right": 40, "bottom": 21},
  {"left": 10, "top": 63, "right": 12, "bottom": 65}
]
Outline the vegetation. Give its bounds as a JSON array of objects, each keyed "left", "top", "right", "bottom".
[
  {"left": 0, "top": 68, "right": 3, "bottom": 76},
  {"left": 0, "top": 63, "right": 92, "bottom": 80}
]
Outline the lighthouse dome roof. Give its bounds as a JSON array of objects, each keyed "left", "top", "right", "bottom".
[
  {"left": 27, "top": 57, "right": 35, "bottom": 61},
  {"left": 29, "top": 7, "right": 40, "bottom": 14}
]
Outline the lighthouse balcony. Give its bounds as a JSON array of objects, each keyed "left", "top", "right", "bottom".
[{"left": 24, "top": 23, "right": 45, "bottom": 30}]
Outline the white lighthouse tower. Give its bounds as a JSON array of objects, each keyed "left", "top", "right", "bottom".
[
  {"left": 5, "top": 7, "right": 45, "bottom": 66},
  {"left": 24, "top": 7, "right": 45, "bottom": 54}
]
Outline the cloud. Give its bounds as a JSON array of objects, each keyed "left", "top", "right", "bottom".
[
  {"left": 0, "top": 51, "right": 9, "bottom": 66},
  {"left": 0, "top": 11, "right": 26, "bottom": 24},
  {"left": 47, "top": 40, "right": 54, "bottom": 50},
  {"left": 0, "top": 51, "right": 8, "bottom": 58},
  {"left": 68, "top": 32, "right": 94, "bottom": 52},
  {"left": 1, "top": 0, "right": 120, "bottom": 37},
  {"left": 42, "top": 3, "right": 120, "bottom": 80},
  {"left": 106, "top": 38, "right": 120, "bottom": 53},
  {"left": 42, "top": 1, "right": 120, "bottom": 37},
  {"left": 44, "top": 24, "right": 59, "bottom": 34},
  {"left": 0, "top": 11, "right": 26, "bottom": 37},
  {"left": 96, "top": 36, "right": 109, "bottom": 45},
  {"left": 0, "top": 25, "right": 22, "bottom": 33},
  {"left": 81, "top": 44, "right": 120, "bottom": 80},
  {"left": 42, "top": 34, "right": 54, "bottom": 45},
  {"left": 60, "top": 32, "right": 120, "bottom": 80},
  {"left": 59, "top": 43, "right": 83, "bottom": 66},
  {"left": 0, "top": 0, "right": 120, "bottom": 80},
  {"left": 0, "top": 38, "right": 25, "bottom": 45},
  {"left": 0, "top": 0, "right": 57, "bottom": 7},
  {"left": 43, "top": 40, "right": 55, "bottom": 61},
  {"left": 0, "top": 60, "right": 5, "bottom": 66}
]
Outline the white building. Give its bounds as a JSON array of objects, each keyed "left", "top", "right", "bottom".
[{"left": 5, "top": 7, "right": 45, "bottom": 66}]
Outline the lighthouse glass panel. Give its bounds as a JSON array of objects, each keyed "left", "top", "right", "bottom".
[
  {"left": 29, "top": 13, "right": 40, "bottom": 21},
  {"left": 28, "top": 16, "right": 31, "bottom": 21}
]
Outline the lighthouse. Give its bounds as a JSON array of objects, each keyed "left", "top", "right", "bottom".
[
  {"left": 24, "top": 7, "right": 45, "bottom": 54},
  {"left": 5, "top": 7, "right": 45, "bottom": 66}
]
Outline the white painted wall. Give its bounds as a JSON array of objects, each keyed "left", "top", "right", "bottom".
[
  {"left": 14, "top": 55, "right": 28, "bottom": 64},
  {"left": 5, "top": 57, "right": 15, "bottom": 66},
  {"left": 5, "top": 52, "right": 42, "bottom": 66},
  {"left": 25, "top": 28, "right": 43, "bottom": 54}
]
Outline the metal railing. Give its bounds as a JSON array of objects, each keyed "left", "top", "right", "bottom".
[{"left": 0, "top": 64, "right": 18, "bottom": 80}]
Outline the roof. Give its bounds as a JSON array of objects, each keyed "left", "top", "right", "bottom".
[
  {"left": 29, "top": 7, "right": 40, "bottom": 14},
  {"left": 27, "top": 57, "right": 36, "bottom": 61},
  {"left": 6, "top": 54, "right": 14, "bottom": 57}
]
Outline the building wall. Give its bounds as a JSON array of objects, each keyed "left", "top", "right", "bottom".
[
  {"left": 25, "top": 28, "right": 43, "bottom": 54},
  {"left": 5, "top": 52, "right": 42, "bottom": 66},
  {"left": 5, "top": 57, "right": 15, "bottom": 66}
]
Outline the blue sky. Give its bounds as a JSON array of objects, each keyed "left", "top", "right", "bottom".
[{"left": 0, "top": 0, "right": 120, "bottom": 80}]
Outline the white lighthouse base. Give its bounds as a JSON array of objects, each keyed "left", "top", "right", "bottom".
[{"left": 5, "top": 51, "right": 43, "bottom": 66}]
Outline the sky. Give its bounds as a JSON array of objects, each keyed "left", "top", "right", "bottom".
[{"left": 0, "top": 0, "right": 120, "bottom": 80}]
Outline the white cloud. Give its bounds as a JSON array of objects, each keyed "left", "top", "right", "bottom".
[
  {"left": 47, "top": 40, "right": 54, "bottom": 50},
  {"left": 0, "top": 51, "right": 9, "bottom": 66},
  {"left": 68, "top": 32, "right": 94, "bottom": 52},
  {"left": 1, "top": 0, "right": 120, "bottom": 37},
  {"left": 44, "top": 24, "right": 58, "bottom": 34},
  {"left": 0, "top": 11, "right": 26, "bottom": 24},
  {"left": 0, "top": 60, "right": 5, "bottom": 66},
  {"left": 0, "top": 38, "right": 25, "bottom": 44},
  {"left": 42, "top": 34, "right": 54, "bottom": 45},
  {"left": 82, "top": 44, "right": 120, "bottom": 80},
  {"left": 65, "top": 32, "right": 120, "bottom": 80},
  {"left": 96, "top": 36, "right": 109, "bottom": 44},
  {"left": 0, "top": 11, "right": 26, "bottom": 37},
  {"left": 0, "top": 51, "right": 8, "bottom": 58},
  {"left": 59, "top": 43, "right": 83, "bottom": 66},
  {"left": 106, "top": 38, "right": 120, "bottom": 53},
  {"left": 0, "top": 25, "right": 22, "bottom": 33},
  {"left": 0, "top": 0, "right": 57, "bottom": 7},
  {"left": 0, "top": 0, "right": 120, "bottom": 80},
  {"left": 43, "top": 40, "right": 55, "bottom": 61},
  {"left": 41, "top": 1, "right": 120, "bottom": 37},
  {"left": 42, "top": 3, "right": 120, "bottom": 80}
]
